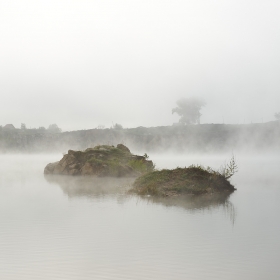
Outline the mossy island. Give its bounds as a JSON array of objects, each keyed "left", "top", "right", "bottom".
[
  {"left": 132, "top": 166, "right": 236, "bottom": 196},
  {"left": 44, "top": 144, "right": 154, "bottom": 177},
  {"left": 44, "top": 144, "right": 237, "bottom": 196}
]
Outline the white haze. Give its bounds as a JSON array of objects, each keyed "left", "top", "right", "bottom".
[{"left": 1, "top": 0, "right": 280, "bottom": 130}]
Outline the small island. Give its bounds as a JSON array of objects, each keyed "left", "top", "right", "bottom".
[
  {"left": 45, "top": 144, "right": 236, "bottom": 196},
  {"left": 132, "top": 166, "right": 236, "bottom": 196},
  {"left": 44, "top": 144, "right": 154, "bottom": 177}
]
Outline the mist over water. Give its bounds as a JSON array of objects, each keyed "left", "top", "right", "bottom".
[
  {"left": 1, "top": 0, "right": 280, "bottom": 278},
  {"left": 1, "top": 153, "right": 280, "bottom": 279}
]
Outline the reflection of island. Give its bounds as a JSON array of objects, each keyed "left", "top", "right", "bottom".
[
  {"left": 45, "top": 175, "right": 135, "bottom": 198},
  {"left": 143, "top": 192, "right": 234, "bottom": 211},
  {"left": 139, "top": 192, "right": 236, "bottom": 224},
  {"left": 45, "top": 175, "right": 236, "bottom": 220}
]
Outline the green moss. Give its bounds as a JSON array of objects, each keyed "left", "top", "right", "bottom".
[
  {"left": 85, "top": 146, "right": 129, "bottom": 162},
  {"left": 108, "top": 162, "right": 123, "bottom": 176},
  {"left": 88, "top": 158, "right": 104, "bottom": 167},
  {"left": 128, "top": 160, "right": 146, "bottom": 173}
]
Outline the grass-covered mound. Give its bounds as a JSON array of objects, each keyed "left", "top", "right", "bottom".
[
  {"left": 44, "top": 144, "right": 154, "bottom": 177},
  {"left": 132, "top": 165, "right": 236, "bottom": 196}
]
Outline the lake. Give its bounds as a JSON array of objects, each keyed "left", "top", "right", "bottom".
[{"left": 0, "top": 153, "right": 280, "bottom": 279}]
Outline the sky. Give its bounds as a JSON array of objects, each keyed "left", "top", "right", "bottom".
[{"left": 1, "top": 0, "right": 280, "bottom": 131}]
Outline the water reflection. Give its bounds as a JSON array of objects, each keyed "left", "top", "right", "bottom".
[
  {"left": 142, "top": 192, "right": 233, "bottom": 210},
  {"left": 143, "top": 192, "right": 236, "bottom": 224},
  {"left": 44, "top": 175, "right": 135, "bottom": 198},
  {"left": 45, "top": 175, "right": 236, "bottom": 219}
]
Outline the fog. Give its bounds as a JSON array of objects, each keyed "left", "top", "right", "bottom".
[
  {"left": 1, "top": 3, "right": 280, "bottom": 279},
  {"left": 1, "top": 0, "right": 280, "bottom": 130},
  {"left": 1, "top": 122, "right": 279, "bottom": 154}
]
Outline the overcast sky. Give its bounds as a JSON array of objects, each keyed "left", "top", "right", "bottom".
[{"left": 1, "top": 0, "right": 280, "bottom": 130}]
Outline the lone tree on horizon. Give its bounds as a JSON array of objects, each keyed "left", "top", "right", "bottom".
[
  {"left": 47, "top": 124, "right": 62, "bottom": 133},
  {"left": 172, "top": 97, "right": 206, "bottom": 125}
]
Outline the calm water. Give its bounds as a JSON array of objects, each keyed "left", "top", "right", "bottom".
[{"left": 0, "top": 154, "right": 280, "bottom": 280}]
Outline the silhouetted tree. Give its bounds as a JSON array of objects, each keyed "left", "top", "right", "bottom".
[
  {"left": 112, "top": 123, "right": 123, "bottom": 130},
  {"left": 275, "top": 112, "right": 280, "bottom": 120},
  {"left": 47, "top": 124, "right": 62, "bottom": 133},
  {"left": 172, "top": 97, "right": 206, "bottom": 125},
  {"left": 21, "top": 123, "right": 26, "bottom": 130}
]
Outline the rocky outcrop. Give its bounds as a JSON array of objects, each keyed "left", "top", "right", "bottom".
[{"left": 44, "top": 144, "right": 154, "bottom": 177}]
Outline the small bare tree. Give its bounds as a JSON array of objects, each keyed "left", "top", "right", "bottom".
[{"left": 219, "top": 156, "right": 238, "bottom": 179}]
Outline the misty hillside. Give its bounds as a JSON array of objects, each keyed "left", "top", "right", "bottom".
[{"left": 1, "top": 121, "right": 279, "bottom": 153}]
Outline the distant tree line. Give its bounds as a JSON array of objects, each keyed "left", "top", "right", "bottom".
[{"left": 19, "top": 123, "right": 62, "bottom": 132}]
